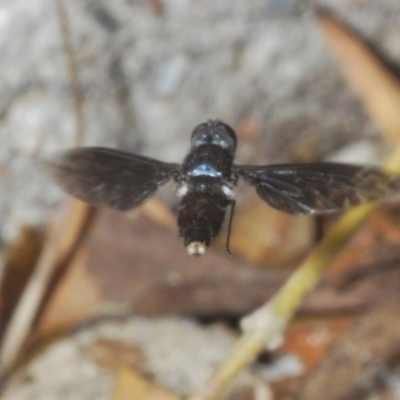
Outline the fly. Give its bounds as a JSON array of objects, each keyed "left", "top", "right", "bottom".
[{"left": 46, "top": 120, "right": 400, "bottom": 256}]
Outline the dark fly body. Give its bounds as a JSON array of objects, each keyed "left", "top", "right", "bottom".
[{"left": 47, "top": 120, "right": 400, "bottom": 256}]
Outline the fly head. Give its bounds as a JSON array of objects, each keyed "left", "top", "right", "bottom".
[{"left": 190, "top": 120, "right": 237, "bottom": 155}]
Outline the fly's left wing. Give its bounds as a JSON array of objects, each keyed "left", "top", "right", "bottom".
[
  {"left": 46, "top": 147, "right": 180, "bottom": 211},
  {"left": 234, "top": 162, "right": 400, "bottom": 215}
]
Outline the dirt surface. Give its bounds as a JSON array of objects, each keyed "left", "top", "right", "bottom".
[{"left": 1, "top": 316, "right": 302, "bottom": 399}]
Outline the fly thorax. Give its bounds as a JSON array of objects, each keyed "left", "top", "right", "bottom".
[{"left": 182, "top": 145, "right": 233, "bottom": 183}]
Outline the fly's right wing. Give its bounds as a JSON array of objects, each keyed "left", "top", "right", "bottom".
[{"left": 46, "top": 147, "right": 180, "bottom": 211}]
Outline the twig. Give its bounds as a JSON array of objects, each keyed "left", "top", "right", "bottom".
[
  {"left": 56, "top": 0, "right": 84, "bottom": 146},
  {"left": 0, "top": 201, "right": 93, "bottom": 373}
]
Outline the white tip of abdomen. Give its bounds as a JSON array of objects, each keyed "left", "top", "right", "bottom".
[{"left": 187, "top": 241, "right": 207, "bottom": 256}]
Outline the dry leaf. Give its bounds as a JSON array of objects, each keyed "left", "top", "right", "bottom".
[
  {"left": 30, "top": 205, "right": 398, "bottom": 335},
  {"left": 112, "top": 366, "right": 181, "bottom": 400},
  {"left": 84, "top": 338, "right": 145, "bottom": 371}
]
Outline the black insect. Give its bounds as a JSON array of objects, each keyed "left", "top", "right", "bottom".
[{"left": 47, "top": 120, "right": 400, "bottom": 256}]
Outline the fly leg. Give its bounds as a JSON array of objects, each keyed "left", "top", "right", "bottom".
[{"left": 225, "top": 199, "right": 236, "bottom": 257}]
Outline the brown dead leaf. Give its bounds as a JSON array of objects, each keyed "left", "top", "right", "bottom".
[
  {"left": 317, "top": 8, "right": 400, "bottom": 144},
  {"left": 84, "top": 338, "right": 145, "bottom": 371},
  {"left": 30, "top": 204, "right": 390, "bottom": 334},
  {"left": 32, "top": 207, "right": 287, "bottom": 324},
  {"left": 112, "top": 366, "right": 181, "bottom": 400}
]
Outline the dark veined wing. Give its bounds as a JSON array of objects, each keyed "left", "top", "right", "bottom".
[
  {"left": 46, "top": 147, "right": 180, "bottom": 211},
  {"left": 233, "top": 162, "right": 400, "bottom": 215}
]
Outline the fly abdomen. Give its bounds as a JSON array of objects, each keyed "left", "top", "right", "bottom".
[{"left": 177, "top": 191, "right": 231, "bottom": 256}]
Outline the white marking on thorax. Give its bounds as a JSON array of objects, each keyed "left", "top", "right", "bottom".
[
  {"left": 222, "top": 185, "right": 234, "bottom": 199},
  {"left": 188, "top": 163, "right": 222, "bottom": 177},
  {"left": 176, "top": 183, "right": 189, "bottom": 197}
]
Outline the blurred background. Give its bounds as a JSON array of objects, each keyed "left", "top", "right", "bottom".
[{"left": 1, "top": 1, "right": 400, "bottom": 399}]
